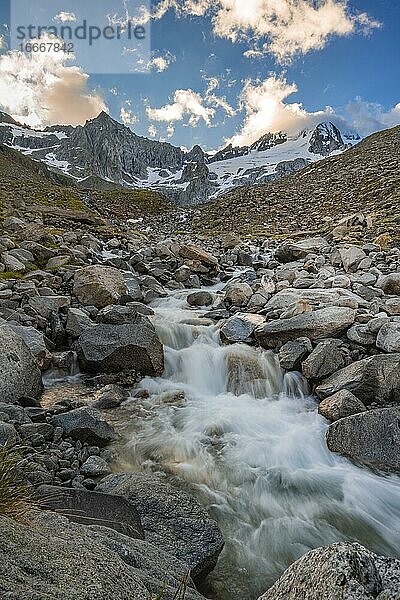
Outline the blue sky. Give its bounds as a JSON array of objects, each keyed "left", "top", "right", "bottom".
[{"left": 0, "top": 0, "right": 399, "bottom": 150}]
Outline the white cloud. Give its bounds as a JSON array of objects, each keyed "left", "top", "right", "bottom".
[
  {"left": 0, "top": 35, "right": 5, "bottom": 50},
  {"left": 54, "top": 11, "right": 77, "bottom": 23},
  {"left": 120, "top": 102, "right": 138, "bottom": 125},
  {"left": 147, "top": 88, "right": 215, "bottom": 126},
  {"left": 0, "top": 34, "right": 106, "bottom": 128},
  {"left": 148, "top": 124, "right": 158, "bottom": 137},
  {"left": 344, "top": 98, "right": 400, "bottom": 136},
  {"left": 147, "top": 52, "right": 176, "bottom": 72},
  {"left": 228, "top": 74, "right": 331, "bottom": 146},
  {"left": 141, "top": 0, "right": 381, "bottom": 63}
]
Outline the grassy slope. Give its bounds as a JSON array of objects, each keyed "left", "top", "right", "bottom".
[{"left": 193, "top": 126, "right": 400, "bottom": 242}]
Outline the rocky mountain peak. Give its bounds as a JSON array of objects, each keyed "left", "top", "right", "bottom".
[{"left": 308, "top": 122, "right": 345, "bottom": 156}]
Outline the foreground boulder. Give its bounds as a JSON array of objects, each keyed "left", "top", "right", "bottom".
[
  {"left": 53, "top": 407, "right": 117, "bottom": 446},
  {"left": 73, "top": 265, "right": 127, "bottom": 308},
  {"left": 326, "top": 408, "right": 400, "bottom": 472},
  {"left": 258, "top": 542, "right": 400, "bottom": 599},
  {"left": 316, "top": 354, "right": 400, "bottom": 406},
  {"left": 97, "top": 472, "right": 224, "bottom": 581},
  {"left": 318, "top": 390, "right": 366, "bottom": 422},
  {"left": 256, "top": 308, "right": 355, "bottom": 349},
  {"left": 36, "top": 486, "right": 144, "bottom": 539},
  {"left": 77, "top": 317, "right": 164, "bottom": 375},
  {"left": 0, "top": 324, "right": 42, "bottom": 405},
  {"left": 0, "top": 513, "right": 206, "bottom": 600},
  {"left": 220, "top": 313, "right": 265, "bottom": 344}
]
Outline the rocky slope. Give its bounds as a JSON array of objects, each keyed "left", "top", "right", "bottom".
[
  {"left": 0, "top": 110, "right": 360, "bottom": 204},
  {"left": 193, "top": 125, "right": 400, "bottom": 243}
]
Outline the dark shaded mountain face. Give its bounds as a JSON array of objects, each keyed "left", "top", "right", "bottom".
[{"left": 0, "top": 111, "right": 360, "bottom": 205}]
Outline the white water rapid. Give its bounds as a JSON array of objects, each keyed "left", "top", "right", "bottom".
[{"left": 121, "top": 284, "right": 400, "bottom": 600}]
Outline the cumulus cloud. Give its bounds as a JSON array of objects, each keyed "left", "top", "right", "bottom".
[
  {"left": 226, "top": 75, "right": 400, "bottom": 146},
  {"left": 0, "top": 35, "right": 5, "bottom": 50},
  {"left": 344, "top": 97, "right": 400, "bottom": 136},
  {"left": 54, "top": 11, "right": 77, "bottom": 23},
  {"left": 120, "top": 101, "right": 138, "bottom": 125},
  {"left": 146, "top": 51, "right": 176, "bottom": 72},
  {"left": 0, "top": 34, "right": 106, "bottom": 128},
  {"left": 228, "top": 74, "right": 332, "bottom": 146},
  {"left": 148, "top": 124, "right": 158, "bottom": 137},
  {"left": 147, "top": 88, "right": 215, "bottom": 126},
  {"left": 140, "top": 0, "right": 381, "bottom": 63}
]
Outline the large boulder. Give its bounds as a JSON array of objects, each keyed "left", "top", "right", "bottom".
[
  {"left": 275, "top": 237, "right": 329, "bottom": 263},
  {"left": 376, "top": 323, "right": 400, "bottom": 353},
  {"left": 256, "top": 308, "right": 355, "bottom": 349},
  {"left": 0, "top": 324, "right": 42, "bottom": 405},
  {"left": 97, "top": 472, "right": 224, "bottom": 582},
  {"left": 316, "top": 354, "right": 400, "bottom": 406},
  {"left": 302, "top": 339, "right": 346, "bottom": 381},
  {"left": 318, "top": 390, "right": 366, "bottom": 422},
  {"left": 10, "top": 325, "right": 51, "bottom": 369},
  {"left": 52, "top": 407, "right": 117, "bottom": 446},
  {"left": 77, "top": 317, "right": 164, "bottom": 375},
  {"left": 36, "top": 486, "right": 144, "bottom": 539},
  {"left": 73, "top": 265, "right": 128, "bottom": 309},
  {"left": 258, "top": 542, "right": 400, "bottom": 599},
  {"left": 220, "top": 313, "right": 265, "bottom": 344},
  {"left": 378, "top": 273, "right": 400, "bottom": 296},
  {"left": 265, "top": 288, "right": 368, "bottom": 312},
  {"left": 178, "top": 244, "right": 218, "bottom": 267},
  {"left": 0, "top": 513, "right": 206, "bottom": 600},
  {"left": 326, "top": 408, "right": 400, "bottom": 472}
]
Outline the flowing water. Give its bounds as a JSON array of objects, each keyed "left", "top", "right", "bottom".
[{"left": 118, "top": 283, "right": 400, "bottom": 599}]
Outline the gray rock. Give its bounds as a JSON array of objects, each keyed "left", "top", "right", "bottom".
[
  {"left": 326, "top": 408, "right": 400, "bottom": 472},
  {"left": 96, "top": 304, "right": 145, "bottom": 324},
  {"left": 378, "top": 273, "right": 400, "bottom": 296},
  {"left": 0, "top": 421, "right": 18, "bottom": 446},
  {"left": 93, "top": 384, "right": 128, "bottom": 409},
  {"left": 347, "top": 323, "right": 376, "bottom": 346},
  {"left": 318, "top": 390, "right": 366, "bottom": 422},
  {"left": 1, "top": 252, "right": 25, "bottom": 272},
  {"left": 53, "top": 407, "right": 117, "bottom": 446},
  {"left": 302, "top": 339, "right": 346, "bottom": 380},
  {"left": 187, "top": 291, "right": 213, "bottom": 307},
  {"left": 80, "top": 456, "right": 111, "bottom": 477},
  {"left": 0, "top": 512, "right": 205, "bottom": 600},
  {"left": 77, "top": 318, "right": 164, "bottom": 376},
  {"left": 28, "top": 295, "right": 70, "bottom": 319},
  {"left": 220, "top": 313, "right": 265, "bottom": 344},
  {"left": 19, "top": 423, "right": 54, "bottom": 441},
  {"left": 97, "top": 472, "right": 224, "bottom": 581},
  {"left": 278, "top": 337, "right": 312, "bottom": 371},
  {"left": 377, "top": 323, "right": 400, "bottom": 353},
  {"left": 66, "top": 308, "right": 93, "bottom": 338},
  {"left": 258, "top": 542, "right": 400, "bottom": 599},
  {"left": 256, "top": 308, "right": 355, "bottom": 349},
  {"left": 36, "top": 485, "right": 144, "bottom": 538},
  {"left": 73, "top": 265, "right": 128, "bottom": 308},
  {"left": 10, "top": 325, "right": 51, "bottom": 369},
  {"left": 179, "top": 244, "right": 218, "bottom": 267},
  {"left": 224, "top": 282, "right": 253, "bottom": 307},
  {"left": 275, "top": 237, "right": 329, "bottom": 263},
  {"left": 0, "top": 324, "right": 42, "bottom": 404},
  {"left": 316, "top": 354, "right": 400, "bottom": 406},
  {"left": 339, "top": 245, "right": 367, "bottom": 272}
]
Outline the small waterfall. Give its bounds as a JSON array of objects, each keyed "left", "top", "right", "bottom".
[{"left": 122, "top": 288, "right": 400, "bottom": 600}]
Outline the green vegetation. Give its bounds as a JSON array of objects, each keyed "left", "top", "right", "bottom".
[
  {"left": 151, "top": 571, "right": 190, "bottom": 600},
  {"left": 0, "top": 446, "right": 36, "bottom": 524}
]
